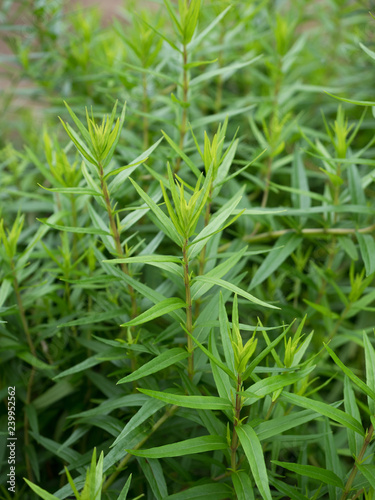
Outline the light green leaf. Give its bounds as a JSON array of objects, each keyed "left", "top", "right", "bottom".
[
  {"left": 188, "top": 192, "right": 243, "bottom": 260},
  {"left": 232, "top": 470, "right": 255, "bottom": 500},
  {"left": 165, "top": 483, "right": 232, "bottom": 500},
  {"left": 236, "top": 424, "right": 272, "bottom": 500},
  {"left": 113, "top": 399, "right": 166, "bottom": 446},
  {"left": 118, "top": 474, "right": 132, "bottom": 500},
  {"left": 129, "top": 178, "right": 183, "bottom": 245},
  {"left": 363, "top": 332, "right": 375, "bottom": 415},
  {"left": 282, "top": 393, "right": 364, "bottom": 436},
  {"left": 191, "top": 246, "right": 247, "bottom": 301},
  {"left": 184, "top": 328, "right": 237, "bottom": 381},
  {"left": 272, "top": 460, "right": 344, "bottom": 488},
  {"left": 24, "top": 479, "right": 59, "bottom": 500},
  {"left": 193, "top": 276, "right": 279, "bottom": 310},
  {"left": 255, "top": 409, "right": 318, "bottom": 441},
  {"left": 118, "top": 348, "right": 189, "bottom": 384},
  {"left": 356, "top": 464, "right": 375, "bottom": 489},
  {"left": 138, "top": 388, "right": 232, "bottom": 410},
  {"left": 126, "top": 435, "right": 227, "bottom": 458},
  {"left": 37, "top": 219, "right": 110, "bottom": 236},
  {"left": 243, "top": 366, "right": 316, "bottom": 406},
  {"left": 37, "top": 185, "right": 101, "bottom": 196},
  {"left": 250, "top": 233, "right": 302, "bottom": 289},
  {"left": 190, "top": 56, "right": 262, "bottom": 86},
  {"left": 161, "top": 131, "right": 201, "bottom": 178},
  {"left": 325, "top": 343, "right": 375, "bottom": 403},
  {"left": 121, "top": 297, "right": 186, "bottom": 327},
  {"left": 357, "top": 233, "right": 375, "bottom": 276}
]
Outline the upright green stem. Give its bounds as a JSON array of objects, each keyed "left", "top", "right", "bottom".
[
  {"left": 175, "top": 44, "right": 189, "bottom": 172},
  {"left": 230, "top": 374, "right": 242, "bottom": 470},
  {"left": 340, "top": 423, "right": 374, "bottom": 500},
  {"left": 99, "top": 162, "right": 137, "bottom": 320},
  {"left": 183, "top": 239, "right": 194, "bottom": 379},
  {"left": 195, "top": 188, "right": 212, "bottom": 318}
]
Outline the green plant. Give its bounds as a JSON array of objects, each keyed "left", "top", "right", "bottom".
[{"left": 1, "top": 1, "right": 375, "bottom": 499}]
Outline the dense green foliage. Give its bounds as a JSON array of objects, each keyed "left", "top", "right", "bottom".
[{"left": 1, "top": 0, "right": 375, "bottom": 499}]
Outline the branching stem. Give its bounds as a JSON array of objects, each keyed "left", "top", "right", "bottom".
[{"left": 99, "top": 162, "right": 137, "bottom": 320}]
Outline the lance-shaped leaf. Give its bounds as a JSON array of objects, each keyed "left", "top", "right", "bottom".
[
  {"left": 165, "top": 483, "right": 232, "bottom": 500},
  {"left": 193, "top": 276, "right": 279, "bottom": 310},
  {"left": 282, "top": 393, "right": 364, "bottom": 436},
  {"left": 250, "top": 233, "right": 303, "bottom": 290},
  {"left": 125, "top": 435, "right": 227, "bottom": 458},
  {"left": 121, "top": 297, "right": 186, "bottom": 327},
  {"left": 243, "top": 366, "right": 316, "bottom": 406},
  {"left": 364, "top": 332, "right": 375, "bottom": 415},
  {"left": 236, "top": 424, "right": 272, "bottom": 500},
  {"left": 232, "top": 470, "right": 255, "bottom": 500},
  {"left": 129, "top": 178, "right": 183, "bottom": 245},
  {"left": 37, "top": 219, "right": 110, "bottom": 236},
  {"left": 272, "top": 461, "right": 344, "bottom": 488},
  {"left": 138, "top": 388, "right": 232, "bottom": 410},
  {"left": 325, "top": 343, "right": 375, "bottom": 403},
  {"left": 188, "top": 192, "right": 244, "bottom": 260},
  {"left": 117, "top": 348, "right": 189, "bottom": 384}
]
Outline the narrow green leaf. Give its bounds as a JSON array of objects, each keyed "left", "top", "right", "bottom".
[
  {"left": 37, "top": 185, "right": 101, "bottom": 196},
  {"left": 118, "top": 474, "right": 132, "bottom": 500},
  {"left": 161, "top": 131, "right": 201, "bottom": 178},
  {"left": 126, "top": 435, "right": 227, "bottom": 458},
  {"left": 113, "top": 399, "right": 166, "bottom": 446},
  {"left": 121, "top": 297, "right": 186, "bottom": 327},
  {"left": 129, "top": 178, "right": 183, "bottom": 245},
  {"left": 232, "top": 470, "right": 255, "bottom": 500},
  {"left": 281, "top": 393, "right": 364, "bottom": 436},
  {"left": 118, "top": 348, "right": 189, "bottom": 384},
  {"left": 138, "top": 388, "right": 232, "bottom": 410},
  {"left": 255, "top": 409, "right": 318, "bottom": 441},
  {"left": 236, "top": 424, "right": 272, "bottom": 500},
  {"left": 356, "top": 463, "right": 375, "bottom": 489},
  {"left": 250, "top": 233, "right": 302, "bottom": 289},
  {"left": 243, "top": 366, "right": 316, "bottom": 406},
  {"left": 357, "top": 233, "right": 375, "bottom": 276},
  {"left": 363, "top": 332, "right": 375, "bottom": 415},
  {"left": 184, "top": 328, "right": 237, "bottom": 381},
  {"left": 272, "top": 460, "right": 344, "bottom": 488},
  {"left": 193, "top": 276, "right": 279, "bottom": 310},
  {"left": 325, "top": 343, "right": 375, "bottom": 403},
  {"left": 24, "top": 479, "right": 59, "bottom": 500},
  {"left": 165, "top": 483, "right": 232, "bottom": 500},
  {"left": 37, "top": 219, "right": 110, "bottom": 236}
]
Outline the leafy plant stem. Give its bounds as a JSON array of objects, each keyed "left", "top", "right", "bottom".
[
  {"left": 102, "top": 405, "right": 178, "bottom": 491},
  {"left": 183, "top": 238, "right": 194, "bottom": 379},
  {"left": 195, "top": 187, "right": 212, "bottom": 317},
  {"left": 340, "top": 423, "right": 374, "bottom": 500},
  {"left": 98, "top": 161, "right": 138, "bottom": 319},
  {"left": 230, "top": 374, "right": 242, "bottom": 471}
]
